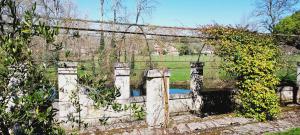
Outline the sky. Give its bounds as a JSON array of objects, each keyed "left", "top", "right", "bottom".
[{"left": 72, "top": 0, "right": 292, "bottom": 28}]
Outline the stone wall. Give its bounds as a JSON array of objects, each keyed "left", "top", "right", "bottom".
[
  {"left": 56, "top": 62, "right": 196, "bottom": 129},
  {"left": 128, "top": 94, "right": 193, "bottom": 114},
  {"left": 55, "top": 61, "right": 300, "bottom": 129},
  {"left": 54, "top": 94, "right": 194, "bottom": 128}
]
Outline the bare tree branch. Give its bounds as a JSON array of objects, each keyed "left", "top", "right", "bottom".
[{"left": 254, "top": 0, "right": 299, "bottom": 32}]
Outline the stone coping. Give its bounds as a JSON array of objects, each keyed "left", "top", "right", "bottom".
[
  {"left": 54, "top": 94, "right": 193, "bottom": 104},
  {"left": 170, "top": 94, "right": 192, "bottom": 100},
  {"left": 54, "top": 93, "right": 193, "bottom": 104},
  {"left": 190, "top": 62, "right": 205, "bottom": 68},
  {"left": 58, "top": 61, "right": 78, "bottom": 68},
  {"left": 58, "top": 67, "right": 77, "bottom": 74},
  {"left": 128, "top": 93, "right": 192, "bottom": 103},
  {"left": 114, "top": 62, "right": 130, "bottom": 68},
  {"left": 129, "top": 96, "right": 146, "bottom": 103},
  {"left": 145, "top": 69, "right": 171, "bottom": 78}
]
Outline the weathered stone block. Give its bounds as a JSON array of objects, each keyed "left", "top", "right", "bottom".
[
  {"left": 190, "top": 62, "right": 204, "bottom": 113},
  {"left": 114, "top": 63, "right": 130, "bottom": 104},
  {"left": 58, "top": 62, "right": 77, "bottom": 102},
  {"left": 190, "top": 62, "right": 204, "bottom": 94},
  {"left": 278, "top": 86, "right": 294, "bottom": 102},
  {"left": 169, "top": 94, "right": 193, "bottom": 113},
  {"left": 146, "top": 69, "right": 170, "bottom": 128},
  {"left": 58, "top": 62, "right": 78, "bottom": 122}
]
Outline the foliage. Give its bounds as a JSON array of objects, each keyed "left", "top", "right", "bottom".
[
  {"left": 65, "top": 88, "right": 88, "bottom": 132},
  {"left": 202, "top": 25, "right": 281, "bottom": 121},
  {"left": 77, "top": 66, "right": 145, "bottom": 124},
  {"left": 126, "top": 103, "right": 146, "bottom": 120},
  {"left": 265, "top": 128, "right": 300, "bottom": 135},
  {"left": 254, "top": 0, "right": 299, "bottom": 32},
  {"left": 99, "top": 32, "right": 105, "bottom": 53},
  {"left": 79, "top": 74, "right": 121, "bottom": 108},
  {"left": 273, "top": 11, "right": 300, "bottom": 49},
  {"left": 0, "top": 0, "right": 64, "bottom": 134},
  {"left": 178, "top": 45, "right": 191, "bottom": 56}
]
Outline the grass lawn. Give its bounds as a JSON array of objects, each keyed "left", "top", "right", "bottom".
[
  {"left": 131, "top": 55, "right": 230, "bottom": 86},
  {"left": 45, "top": 54, "right": 300, "bottom": 88},
  {"left": 265, "top": 128, "right": 300, "bottom": 135}
]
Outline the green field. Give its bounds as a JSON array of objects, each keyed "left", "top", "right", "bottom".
[
  {"left": 131, "top": 55, "right": 229, "bottom": 87},
  {"left": 45, "top": 54, "right": 300, "bottom": 89}
]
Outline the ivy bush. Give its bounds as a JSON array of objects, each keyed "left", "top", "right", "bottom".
[{"left": 202, "top": 25, "right": 281, "bottom": 121}]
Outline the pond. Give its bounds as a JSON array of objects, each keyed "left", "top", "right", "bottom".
[{"left": 131, "top": 88, "right": 191, "bottom": 96}]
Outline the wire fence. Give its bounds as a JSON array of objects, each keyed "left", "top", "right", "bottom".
[{"left": 26, "top": 20, "right": 300, "bottom": 92}]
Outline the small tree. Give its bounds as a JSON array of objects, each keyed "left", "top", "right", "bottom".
[
  {"left": 273, "top": 11, "right": 300, "bottom": 49},
  {"left": 202, "top": 25, "right": 281, "bottom": 121},
  {"left": 0, "top": 0, "right": 64, "bottom": 134}
]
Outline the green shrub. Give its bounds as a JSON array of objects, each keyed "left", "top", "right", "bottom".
[
  {"left": 178, "top": 45, "right": 191, "bottom": 55},
  {"left": 0, "top": 0, "right": 63, "bottom": 134},
  {"left": 202, "top": 25, "right": 281, "bottom": 121}
]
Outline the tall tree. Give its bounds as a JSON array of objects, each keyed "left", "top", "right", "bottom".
[
  {"left": 135, "top": 0, "right": 156, "bottom": 24},
  {"left": 130, "top": 0, "right": 156, "bottom": 69},
  {"left": 254, "top": 0, "right": 299, "bottom": 33},
  {"left": 111, "top": 0, "right": 123, "bottom": 61},
  {"left": 99, "top": 0, "right": 105, "bottom": 53}
]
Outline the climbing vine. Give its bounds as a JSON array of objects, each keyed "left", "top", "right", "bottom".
[{"left": 202, "top": 25, "right": 281, "bottom": 121}]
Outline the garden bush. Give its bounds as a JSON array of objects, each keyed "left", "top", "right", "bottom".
[
  {"left": 0, "top": 1, "right": 64, "bottom": 134},
  {"left": 202, "top": 25, "right": 281, "bottom": 121}
]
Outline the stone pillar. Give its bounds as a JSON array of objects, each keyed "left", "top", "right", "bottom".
[
  {"left": 190, "top": 62, "right": 204, "bottom": 95},
  {"left": 190, "top": 62, "right": 204, "bottom": 113},
  {"left": 297, "top": 62, "right": 300, "bottom": 103},
  {"left": 58, "top": 62, "right": 78, "bottom": 120},
  {"left": 146, "top": 69, "right": 170, "bottom": 128},
  {"left": 114, "top": 63, "right": 130, "bottom": 104}
]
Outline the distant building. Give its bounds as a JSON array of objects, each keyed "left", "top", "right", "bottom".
[
  {"left": 166, "top": 46, "right": 179, "bottom": 56},
  {"left": 151, "top": 44, "right": 179, "bottom": 56}
]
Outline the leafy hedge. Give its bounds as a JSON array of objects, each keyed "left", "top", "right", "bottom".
[{"left": 202, "top": 26, "right": 281, "bottom": 121}]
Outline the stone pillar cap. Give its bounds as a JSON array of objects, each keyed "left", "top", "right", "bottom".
[
  {"left": 114, "top": 62, "right": 130, "bottom": 68},
  {"left": 190, "top": 62, "right": 204, "bottom": 68},
  {"left": 58, "top": 62, "right": 77, "bottom": 74},
  {"left": 58, "top": 62, "right": 78, "bottom": 68},
  {"left": 145, "top": 69, "right": 171, "bottom": 78}
]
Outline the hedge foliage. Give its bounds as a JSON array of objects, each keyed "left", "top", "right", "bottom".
[{"left": 202, "top": 26, "right": 281, "bottom": 121}]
